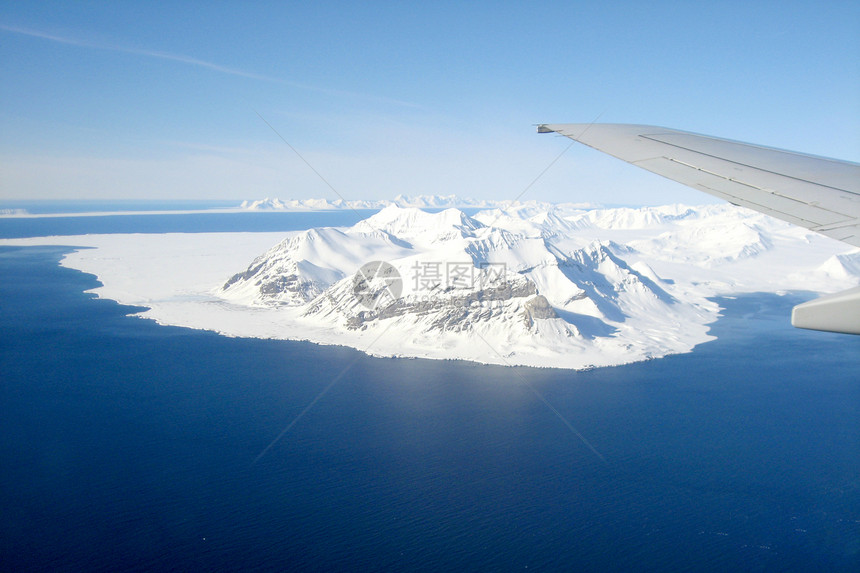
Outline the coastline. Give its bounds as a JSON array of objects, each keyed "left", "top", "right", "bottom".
[
  {"left": 0, "top": 232, "right": 717, "bottom": 370},
  {"left": 2, "top": 202, "right": 856, "bottom": 370}
]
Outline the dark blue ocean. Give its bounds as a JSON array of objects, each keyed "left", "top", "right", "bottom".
[{"left": 1, "top": 210, "right": 858, "bottom": 571}]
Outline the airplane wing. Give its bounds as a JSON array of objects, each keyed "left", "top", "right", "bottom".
[{"left": 538, "top": 123, "right": 860, "bottom": 334}]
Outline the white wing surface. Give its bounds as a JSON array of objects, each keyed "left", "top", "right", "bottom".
[{"left": 538, "top": 123, "right": 860, "bottom": 334}]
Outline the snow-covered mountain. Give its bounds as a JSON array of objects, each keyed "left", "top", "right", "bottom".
[
  {"left": 221, "top": 225, "right": 413, "bottom": 306},
  {"left": 215, "top": 202, "right": 859, "bottom": 369}
]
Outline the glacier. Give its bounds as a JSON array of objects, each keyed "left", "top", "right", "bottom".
[{"left": 4, "top": 202, "right": 858, "bottom": 369}]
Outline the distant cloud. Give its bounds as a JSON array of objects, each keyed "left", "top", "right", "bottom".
[{"left": 0, "top": 24, "right": 420, "bottom": 108}]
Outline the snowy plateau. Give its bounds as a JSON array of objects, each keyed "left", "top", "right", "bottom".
[{"left": 6, "top": 202, "right": 859, "bottom": 369}]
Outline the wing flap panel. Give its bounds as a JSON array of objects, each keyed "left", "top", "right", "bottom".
[
  {"left": 641, "top": 132, "right": 860, "bottom": 195},
  {"left": 633, "top": 157, "right": 851, "bottom": 227},
  {"left": 791, "top": 286, "right": 860, "bottom": 335}
]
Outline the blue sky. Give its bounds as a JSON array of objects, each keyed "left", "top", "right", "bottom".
[{"left": 1, "top": 1, "right": 858, "bottom": 205}]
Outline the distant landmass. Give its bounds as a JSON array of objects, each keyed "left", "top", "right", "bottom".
[{"left": 238, "top": 194, "right": 597, "bottom": 211}]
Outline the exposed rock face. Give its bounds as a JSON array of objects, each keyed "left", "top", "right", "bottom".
[
  {"left": 324, "top": 276, "right": 541, "bottom": 332},
  {"left": 523, "top": 295, "right": 558, "bottom": 328},
  {"left": 223, "top": 260, "right": 329, "bottom": 304}
]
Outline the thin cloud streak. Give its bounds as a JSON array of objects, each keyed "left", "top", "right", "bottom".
[
  {"left": 0, "top": 24, "right": 277, "bottom": 81},
  {"left": 0, "top": 24, "right": 420, "bottom": 108}
]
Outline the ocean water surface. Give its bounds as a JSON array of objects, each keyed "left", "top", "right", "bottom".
[
  {"left": 0, "top": 210, "right": 377, "bottom": 239},
  {"left": 1, "top": 212, "right": 858, "bottom": 571}
]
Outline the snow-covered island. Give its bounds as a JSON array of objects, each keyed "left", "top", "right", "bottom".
[
  {"left": 215, "top": 203, "right": 860, "bottom": 368},
  {"left": 5, "top": 202, "right": 858, "bottom": 369}
]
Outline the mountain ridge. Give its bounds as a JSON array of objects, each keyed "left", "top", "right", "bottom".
[{"left": 210, "top": 201, "right": 860, "bottom": 368}]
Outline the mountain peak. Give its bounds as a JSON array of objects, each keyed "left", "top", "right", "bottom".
[{"left": 357, "top": 205, "right": 484, "bottom": 242}]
